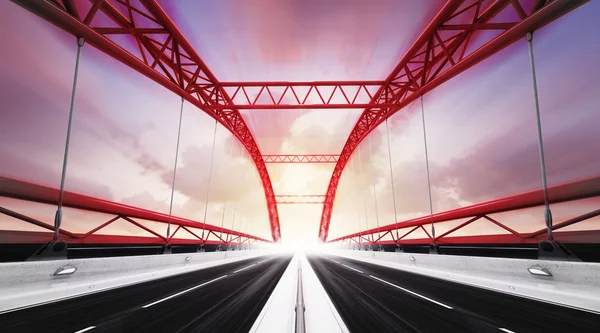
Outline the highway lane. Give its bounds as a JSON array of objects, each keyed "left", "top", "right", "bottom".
[
  {"left": 1, "top": 254, "right": 292, "bottom": 333},
  {"left": 308, "top": 255, "right": 600, "bottom": 333}
]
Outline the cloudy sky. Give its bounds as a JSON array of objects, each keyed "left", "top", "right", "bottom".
[{"left": 1, "top": 0, "right": 599, "bottom": 245}]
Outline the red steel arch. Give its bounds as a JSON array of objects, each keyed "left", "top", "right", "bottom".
[
  {"left": 318, "top": 0, "right": 588, "bottom": 241},
  {"left": 13, "top": 0, "right": 281, "bottom": 241}
]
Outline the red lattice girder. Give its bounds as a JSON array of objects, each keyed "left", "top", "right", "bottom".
[
  {"left": 328, "top": 176, "right": 600, "bottom": 245},
  {"left": 0, "top": 176, "right": 271, "bottom": 244},
  {"left": 263, "top": 155, "right": 339, "bottom": 164},
  {"left": 13, "top": 0, "right": 281, "bottom": 242},
  {"left": 275, "top": 195, "right": 326, "bottom": 204},
  {"left": 318, "top": 0, "right": 589, "bottom": 241},
  {"left": 218, "top": 81, "right": 385, "bottom": 109}
]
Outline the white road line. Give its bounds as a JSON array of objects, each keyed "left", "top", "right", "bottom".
[
  {"left": 369, "top": 275, "right": 453, "bottom": 310},
  {"left": 341, "top": 264, "right": 363, "bottom": 274},
  {"left": 142, "top": 275, "right": 227, "bottom": 308},
  {"left": 499, "top": 328, "right": 516, "bottom": 333},
  {"left": 234, "top": 263, "right": 256, "bottom": 273},
  {"left": 257, "top": 259, "right": 267, "bottom": 264},
  {"left": 74, "top": 327, "right": 96, "bottom": 333},
  {"left": 329, "top": 258, "right": 340, "bottom": 264}
]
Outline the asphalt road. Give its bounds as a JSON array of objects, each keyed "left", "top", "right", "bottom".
[
  {"left": 308, "top": 255, "right": 600, "bottom": 333},
  {"left": 0, "top": 254, "right": 292, "bottom": 333}
]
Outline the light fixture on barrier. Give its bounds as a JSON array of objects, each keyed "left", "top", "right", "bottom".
[
  {"left": 409, "top": 256, "right": 416, "bottom": 262},
  {"left": 185, "top": 256, "right": 192, "bottom": 262},
  {"left": 527, "top": 265, "right": 552, "bottom": 277},
  {"left": 54, "top": 266, "right": 77, "bottom": 276}
]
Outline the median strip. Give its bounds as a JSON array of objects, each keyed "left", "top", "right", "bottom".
[
  {"left": 369, "top": 275, "right": 453, "bottom": 310},
  {"left": 142, "top": 275, "right": 228, "bottom": 308}
]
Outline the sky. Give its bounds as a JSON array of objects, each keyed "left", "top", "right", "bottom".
[{"left": 0, "top": 0, "right": 599, "bottom": 245}]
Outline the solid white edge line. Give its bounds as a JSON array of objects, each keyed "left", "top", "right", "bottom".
[
  {"left": 234, "top": 263, "right": 257, "bottom": 274},
  {"left": 74, "top": 326, "right": 96, "bottom": 333},
  {"left": 142, "top": 275, "right": 227, "bottom": 308},
  {"left": 369, "top": 275, "right": 453, "bottom": 310},
  {"left": 330, "top": 259, "right": 340, "bottom": 264},
  {"left": 499, "top": 328, "right": 516, "bottom": 333},
  {"left": 341, "top": 264, "right": 363, "bottom": 274}
]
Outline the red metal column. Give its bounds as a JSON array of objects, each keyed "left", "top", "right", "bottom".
[
  {"left": 318, "top": 0, "right": 589, "bottom": 241},
  {"left": 12, "top": 0, "right": 281, "bottom": 241}
]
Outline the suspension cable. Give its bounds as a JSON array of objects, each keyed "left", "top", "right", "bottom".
[
  {"left": 218, "top": 138, "right": 235, "bottom": 242},
  {"left": 367, "top": 136, "right": 381, "bottom": 242},
  {"left": 166, "top": 97, "right": 184, "bottom": 241},
  {"left": 53, "top": 37, "right": 85, "bottom": 242},
  {"left": 357, "top": 145, "right": 371, "bottom": 243},
  {"left": 526, "top": 32, "right": 553, "bottom": 241},
  {"left": 385, "top": 118, "right": 400, "bottom": 241},
  {"left": 420, "top": 95, "right": 436, "bottom": 242},
  {"left": 201, "top": 119, "right": 219, "bottom": 242}
]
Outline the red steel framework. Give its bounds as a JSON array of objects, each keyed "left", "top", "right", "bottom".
[
  {"left": 275, "top": 195, "right": 326, "bottom": 205},
  {"left": 0, "top": 177, "right": 269, "bottom": 245},
  {"left": 9, "top": 0, "right": 590, "bottom": 244},
  {"left": 318, "top": 0, "right": 589, "bottom": 241},
  {"left": 216, "top": 81, "right": 386, "bottom": 110},
  {"left": 328, "top": 176, "right": 600, "bottom": 245},
  {"left": 263, "top": 155, "right": 339, "bottom": 164},
  {"left": 12, "top": 0, "right": 281, "bottom": 242}
]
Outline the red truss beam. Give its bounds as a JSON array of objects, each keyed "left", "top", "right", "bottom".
[
  {"left": 319, "top": 0, "right": 589, "bottom": 241},
  {"left": 328, "top": 176, "right": 600, "bottom": 245},
  {"left": 12, "top": 0, "right": 281, "bottom": 242},
  {"left": 263, "top": 155, "right": 339, "bottom": 164},
  {"left": 0, "top": 176, "right": 270, "bottom": 244},
  {"left": 275, "top": 195, "right": 326, "bottom": 204},
  {"left": 216, "top": 81, "right": 386, "bottom": 109}
]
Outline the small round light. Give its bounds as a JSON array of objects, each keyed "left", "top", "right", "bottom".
[
  {"left": 527, "top": 265, "right": 552, "bottom": 277},
  {"left": 185, "top": 256, "right": 192, "bottom": 262},
  {"left": 409, "top": 256, "right": 416, "bottom": 262},
  {"left": 54, "top": 266, "right": 77, "bottom": 276}
]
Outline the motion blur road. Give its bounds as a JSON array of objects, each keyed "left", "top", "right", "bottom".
[
  {"left": 308, "top": 255, "right": 600, "bottom": 333},
  {"left": 0, "top": 255, "right": 292, "bottom": 333}
]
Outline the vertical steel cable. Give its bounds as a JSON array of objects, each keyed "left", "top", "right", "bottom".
[
  {"left": 367, "top": 136, "right": 381, "bottom": 242},
  {"left": 166, "top": 97, "right": 185, "bottom": 241},
  {"left": 357, "top": 146, "right": 371, "bottom": 242},
  {"left": 218, "top": 138, "right": 235, "bottom": 242},
  {"left": 349, "top": 158, "right": 363, "bottom": 244},
  {"left": 385, "top": 118, "right": 400, "bottom": 240},
  {"left": 53, "top": 37, "right": 84, "bottom": 241},
  {"left": 201, "top": 119, "right": 219, "bottom": 242},
  {"left": 420, "top": 95, "right": 436, "bottom": 241},
  {"left": 526, "top": 32, "right": 553, "bottom": 240}
]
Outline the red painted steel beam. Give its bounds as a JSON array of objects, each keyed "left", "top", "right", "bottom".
[
  {"left": 11, "top": 0, "right": 281, "bottom": 242},
  {"left": 275, "top": 195, "right": 326, "bottom": 204},
  {"left": 263, "top": 155, "right": 339, "bottom": 163},
  {"left": 328, "top": 176, "right": 600, "bottom": 243},
  {"left": 215, "top": 81, "right": 385, "bottom": 109},
  {"left": 0, "top": 230, "right": 242, "bottom": 245},
  {"left": 331, "top": 230, "right": 600, "bottom": 246},
  {"left": 319, "top": 0, "right": 589, "bottom": 241},
  {"left": 0, "top": 176, "right": 270, "bottom": 243}
]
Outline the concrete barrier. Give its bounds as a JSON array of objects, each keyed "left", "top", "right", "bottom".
[
  {"left": 329, "top": 250, "right": 600, "bottom": 313},
  {"left": 0, "top": 250, "right": 270, "bottom": 313}
]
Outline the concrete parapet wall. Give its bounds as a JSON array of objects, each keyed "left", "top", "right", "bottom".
[
  {"left": 329, "top": 250, "right": 600, "bottom": 313},
  {"left": 0, "top": 250, "right": 269, "bottom": 313}
]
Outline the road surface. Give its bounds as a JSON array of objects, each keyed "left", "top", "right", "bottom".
[
  {"left": 0, "top": 255, "right": 292, "bottom": 333},
  {"left": 308, "top": 254, "right": 600, "bottom": 333}
]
